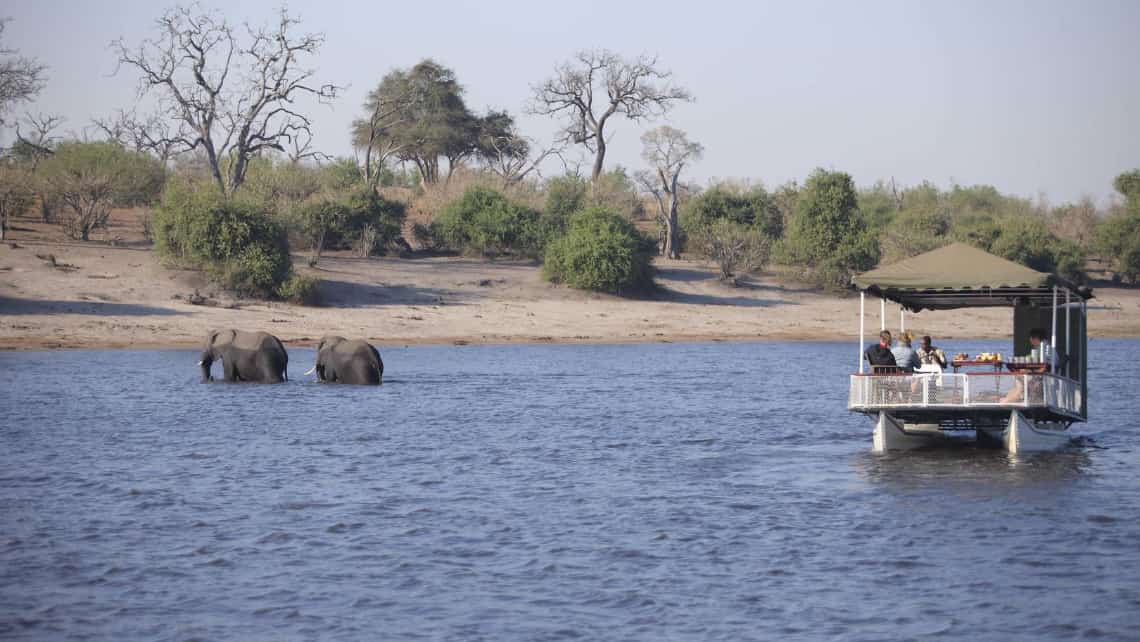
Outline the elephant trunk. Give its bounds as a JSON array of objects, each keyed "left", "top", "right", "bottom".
[{"left": 199, "top": 351, "right": 214, "bottom": 382}]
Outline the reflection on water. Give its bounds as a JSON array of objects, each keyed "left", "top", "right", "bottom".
[
  {"left": 854, "top": 447, "right": 1094, "bottom": 488},
  {"left": 0, "top": 339, "right": 1138, "bottom": 640}
]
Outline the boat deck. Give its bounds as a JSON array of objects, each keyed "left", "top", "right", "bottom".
[{"left": 848, "top": 372, "right": 1084, "bottom": 426}]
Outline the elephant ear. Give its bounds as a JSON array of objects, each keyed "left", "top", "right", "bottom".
[{"left": 206, "top": 330, "right": 221, "bottom": 349}]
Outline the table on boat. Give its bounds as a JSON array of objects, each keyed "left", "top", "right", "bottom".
[
  {"left": 950, "top": 359, "right": 1003, "bottom": 373},
  {"left": 1006, "top": 362, "right": 1049, "bottom": 374}
]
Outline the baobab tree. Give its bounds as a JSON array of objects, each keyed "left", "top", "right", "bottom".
[
  {"left": 530, "top": 50, "right": 691, "bottom": 183},
  {"left": 113, "top": 5, "right": 341, "bottom": 195},
  {"left": 636, "top": 126, "right": 702, "bottom": 259}
]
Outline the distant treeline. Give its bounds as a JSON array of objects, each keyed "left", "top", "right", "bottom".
[{"left": 2, "top": 6, "right": 1138, "bottom": 300}]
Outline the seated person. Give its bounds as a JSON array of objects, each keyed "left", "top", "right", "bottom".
[
  {"left": 916, "top": 335, "right": 947, "bottom": 369},
  {"left": 864, "top": 330, "right": 897, "bottom": 370},
  {"left": 890, "top": 330, "right": 921, "bottom": 373}
]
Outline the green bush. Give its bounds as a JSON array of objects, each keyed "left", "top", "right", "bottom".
[
  {"left": 780, "top": 169, "right": 879, "bottom": 288},
  {"left": 0, "top": 164, "right": 35, "bottom": 240},
  {"left": 681, "top": 183, "right": 783, "bottom": 250},
  {"left": 435, "top": 186, "right": 539, "bottom": 257},
  {"left": 412, "top": 221, "right": 447, "bottom": 252},
  {"left": 542, "top": 207, "right": 656, "bottom": 294},
  {"left": 291, "top": 196, "right": 353, "bottom": 265},
  {"left": 989, "top": 216, "right": 1085, "bottom": 280},
  {"left": 344, "top": 188, "right": 405, "bottom": 255},
  {"left": 1093, "top": 170, "right": 1140, "bottom": 282},
  {"left": 689, "top": 219, "right": 771, "bottom": 281},
  {"left": 39, "top": 141, "right": 166, "bottom": 240},
  {"left": 881, "top": 205, "right": 951, "bottom": 262},
  {"left": 783, "top": 169, "right": 863, "bottom": 266},
  {"left": 539, "top": 175, "right": 588, "bottom": 248},
  {"left": 152, "top": 181, "right": 293, "bottom": 297},
  {"left": 288, "top": 187, "right": 406, "bottom": 259},
  {"left": 276, "top": 273, "right": 321, "bottom": 305}
]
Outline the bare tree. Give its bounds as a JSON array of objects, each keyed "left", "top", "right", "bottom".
[
  {"left": 477, "top": 110, "right": 564, "bottom": 187},
  {"left": 691, "top": 219, "right": 771, "bottom": 283},
  {"left": 530, "top": 50, "right": 691, "bottom": 183},
  {"left": 12, "top": 112, "right": 63, "bottom": 168},
  {"left": 285, "top": 130, "right": 329, "bottom": 164},
  {"left": 635, "top": 126, "right": 702, "bottom": 259},
  {"left": 1051, "top": 196, "right": 1099, "bottom": 247},
  {"left": 91, "top": 109, "right": 181, "bottom": 165},
  {"left": 11, "top": 113, "right": 63, "bottom": 222},
  {"left": 0, "top": 18, "right": 47, "bottom": 126},
  {"left": 351, "top": 79, "right": 420, "bottom": 188},
  {"left": 113, "top": 5, "right": 341, "bottom": 195},
  {"left": 0, "top": 161, "right": 33, "bottom": 241}
]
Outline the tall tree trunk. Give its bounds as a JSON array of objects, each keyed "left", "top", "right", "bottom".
[
  {"left": 591, "top": 135, "right": 607, "bottom": 183},
  {"left": 664, "top": 193, "right": 680, "bottom": 259},
  {"left": 205, "top": 143, "right": 226, "bottom": 195},
  {"left": 310, "top": 227, "right": 327, "bottom": 267}
]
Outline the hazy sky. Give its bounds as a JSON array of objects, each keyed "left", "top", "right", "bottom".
[{"left": 4, "top": 0, "right": 1138, "bottom": 204}]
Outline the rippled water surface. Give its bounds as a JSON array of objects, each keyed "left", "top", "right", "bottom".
[{"left": 2, "top": 339, "right": 1139, "bottom": 640}]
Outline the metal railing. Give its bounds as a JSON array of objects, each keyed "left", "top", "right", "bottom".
[{"left": 848, "top": 372, "right": 1082, "bottom": 416}]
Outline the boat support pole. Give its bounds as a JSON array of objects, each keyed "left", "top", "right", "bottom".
[
  {"left": 1065, "top": 288, "right": 1071, "bottom": 377},
  {"left": 900, "top": 307, "right": 905, "bottom": 334},
  {"left": 1051, "top": 286, "right": 1058, "bottom": 372},
  {"left": 859, "top": 292, "right": 866, "bottom": 374},
  {"left": 880, "top": 298, "right": 886, "bottom": 332}
]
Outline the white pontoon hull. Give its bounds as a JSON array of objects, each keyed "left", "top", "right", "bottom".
[{"left": 872, "top": 411, "right": 1070, "bottom": 453}]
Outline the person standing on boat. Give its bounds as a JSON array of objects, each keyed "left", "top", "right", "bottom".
[
  {"left": 865, "top": 330, "right": 897, "bottom": 369},
  {"left": 890, "top": 331, "right": 921, "bottom": 372},
  {"left": 1029, "top": 328, "right": 1054, "bottom": 371},
  {"left": 917, "top": 335, "right": 947, "bottom": 369},
  {"left": 1001, "top": 328, "right": 1056, "bottom": 403}
]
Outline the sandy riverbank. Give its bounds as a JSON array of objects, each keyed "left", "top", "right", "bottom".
[
  {"left": 3, "top": 239, "right": 1138, "bottom": 351},
  {"left": 2, "top": 205, "right": 1139, "bottom": 350}
]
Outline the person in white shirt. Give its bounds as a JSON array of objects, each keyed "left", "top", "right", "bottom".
[
  {"left": 1029, "top": 328, "right": 1054, "bottom": 370},
  {"left": 1001, "top": 328, "right": 1056, "bottom": 403}
]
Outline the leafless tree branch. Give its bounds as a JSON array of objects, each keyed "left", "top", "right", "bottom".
[
  {"left": 636, "top": 125, "right": 702, "bottom": 258},
  {"left": 530, "top": 50, "right": 692, "bottom": 182},
  {"left": 111, "top": 4, "right": 341, "bottom": 194},
  {"left": 0, "top": 18, "right": 48, "bottom": 127}
]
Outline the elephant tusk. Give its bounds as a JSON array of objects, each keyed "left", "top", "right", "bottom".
[
  {"left": 197, "top": 360, "right": 204, "bottom": 366},
  {"left": 304, "top": 366, "right": 316, "bottom": 375}
]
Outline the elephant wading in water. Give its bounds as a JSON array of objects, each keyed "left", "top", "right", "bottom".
[
  {"left": 199, "top": 329, "right": 289, "bottom": 383},
  {"left": 306, "top": 336, "right": 384, "bottom": 385}
]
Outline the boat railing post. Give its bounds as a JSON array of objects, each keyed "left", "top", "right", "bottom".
[
  {"left": 1024, "top": 374, "right": 1030, "bottom": 408},
  {"left": 1065, "top": 288, "right": 1071, "bottom": 378},
  {"left": 859, "top": 292, "right": 865, "bottom": 374},
  {"left": 963, "top": 375, "right": 970, "bottom": 407},
  {"left": 1051, "top": 286, "right": 1058, "bottom": 372}
]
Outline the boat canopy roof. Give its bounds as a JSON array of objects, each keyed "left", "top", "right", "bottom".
[{"left": 851, "top": 243, "right": 1092, "bottom": 311}]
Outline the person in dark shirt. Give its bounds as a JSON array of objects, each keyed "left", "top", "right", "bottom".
[{"left": 865, "top": 330, "right": 897, "bottom": 369}]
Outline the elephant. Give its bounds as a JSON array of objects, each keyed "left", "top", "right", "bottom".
[
  {"left": 306, "top": 336, "right": 383, "bottom": 385},
  {"left": 198, "top": 329, "right": 289, "bottom": 383}
]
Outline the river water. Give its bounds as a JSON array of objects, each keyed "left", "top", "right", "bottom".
[{"left": 1, "top": 339, "right": 1138, "bottom": 640}]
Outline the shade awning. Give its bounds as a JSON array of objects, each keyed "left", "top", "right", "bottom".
[{"left": 852, "top": 243, "right": 1091, "bottom": 310}]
